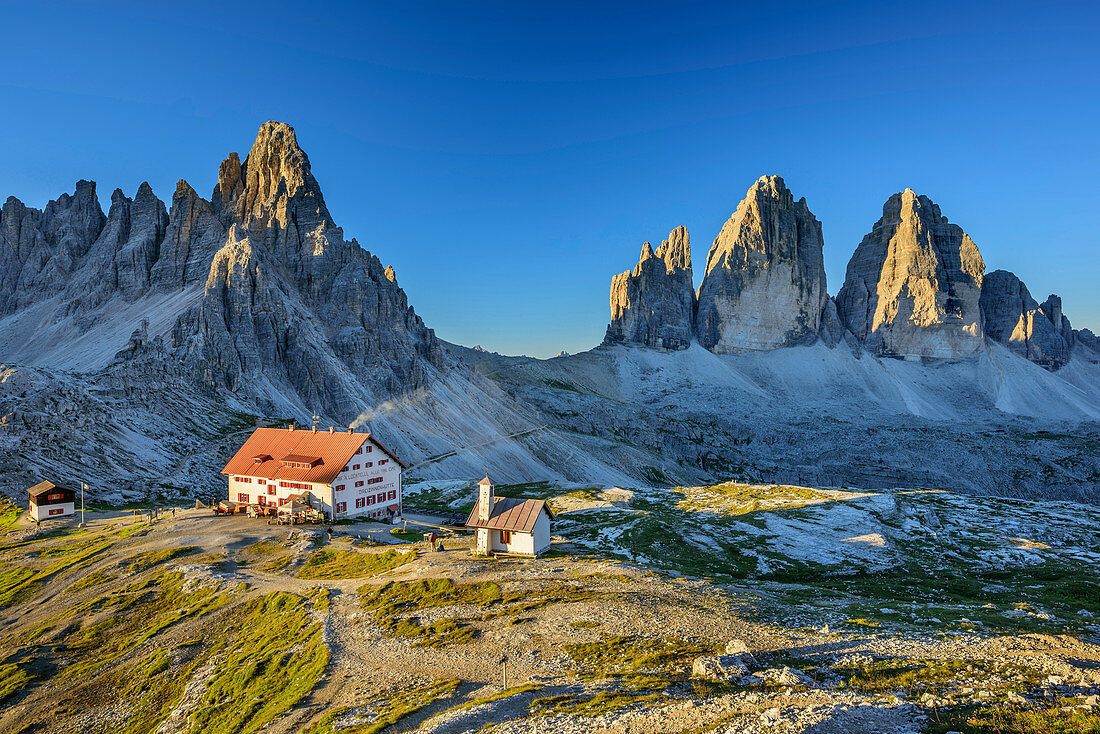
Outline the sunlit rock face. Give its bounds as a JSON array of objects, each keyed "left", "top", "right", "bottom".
[
  {"left": 836, "top": 189, "right": 985, "bottom": 359},
  {"left": 695, "top": 176, "right": 826, "bottom": 352},
  {"left": 980, "top": 270, "right": 1071, "bottom": 370},
  {"left": 604, "top": 226, "right": 695, "bottom": 350}
]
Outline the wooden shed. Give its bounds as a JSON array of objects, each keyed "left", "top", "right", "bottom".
[{"left": 27, "top": 480, "right": 76, "bottom": 521}]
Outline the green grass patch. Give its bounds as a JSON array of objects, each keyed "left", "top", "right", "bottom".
[
  {"left": 834, "top": 658, "right": 1041, "bottom": 696},
  {"left": 0, "top": 501, "right": 21, "bottom": 533},
  {"left": 60, "top": 571, "right": 236, "bottom": 680},
  {"left": 529, "top": 690, "right": 663, "bottom": 717},
  {"left": 297, "top": 548, "right": 416, "bottom": 580},
  {"left": 125, "top": 546, "right": 198, "bottom": 573},
  {"left": 452, "top": 683, "right": 539, "bottom": 711},
  {"left": 389, "top": 528, "right": 421, "bottom": 543},
  {"left": 359, "top": 578, "right": 598, "bottom": 648},
  {"left": 571, "top": 620, "right": 601, "bottom": 629},
  {"left": 188, "top": 591, "right": 330, "bottom": 734},
  {"left": 0, "top": 653, "right": 34, "bottom": 705},
  {"left": 67, "top": 571, "right": 116, "bottom": 593},
  {"left": 565, "top": 634, "right": 719, "bottom": 687},
  {"left": 927, "top": 703, "right": 1100, "bottom": 733},
  {"left": 306, "top": 678, "right": 461, "bottom": 734}
]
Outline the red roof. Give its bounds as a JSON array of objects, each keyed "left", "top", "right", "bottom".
[
  {"left": 221, "top": 428, "right": 405, "bottom": 485},
  {"left": 465, "top": 497, "right": 553, "bottom": 533}
]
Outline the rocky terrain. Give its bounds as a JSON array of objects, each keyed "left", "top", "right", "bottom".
[
  {"left": 1, "top": 480, "right": 1098, "bottom": 733},
  {"left": 1, "top": 121, "right": 1099, "bottom": 506}
]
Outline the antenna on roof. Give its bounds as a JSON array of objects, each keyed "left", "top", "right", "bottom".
[{"left": 311, "top": 413, "right": 320, "bottom": 432}]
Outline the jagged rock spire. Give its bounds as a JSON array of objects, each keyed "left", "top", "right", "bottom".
[
  {"left": 836, "top": 189, "right": 985, "bottom": 359},
  {"left": 604, "top": 226, "right": 695, "bottom": 350},
  {"left": 695, "top": 175, "right": 826, "bottom": 352}
]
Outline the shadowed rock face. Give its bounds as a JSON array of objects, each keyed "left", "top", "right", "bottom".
[
  {"left": 604, "top": 226, "right": 695, "bottom": 350},
  {"left": 695, "top": 176, "right": 826, "bottom": 352},
  {"left": 0, "top": 121, "right": 442, "bottom": 422},
  {"left": 836, "top": 189, "right": 985, "bottom": 359},
  {"left": 0, "top": 180, "right": 106, "bottom": 314},
  {"left": 980, "top": 270, "right": 1071, "bottom": 370}
]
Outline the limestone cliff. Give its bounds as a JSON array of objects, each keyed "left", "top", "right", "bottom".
[
  {"left": 835, "top": 189, "right": 985, "bottom": 359},
  {"left": 980, "top": 270, "right": 1072, "bottom": 370},
  {"left": 695, "top": 176, "right": 826, "bottom": 352},
  {"left": 604, "top": 226, "right": 694, "bottom": 350}
]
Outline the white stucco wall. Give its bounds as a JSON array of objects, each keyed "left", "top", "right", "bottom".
[
  {"left": 481, "top": 510, "right": 551, "bottom": 556},
  {"left": 30, "top": 502, "right": 74, "bottom": 521},
  {"left": 330, "top": 442, "right": 402, "bottom": 520}
]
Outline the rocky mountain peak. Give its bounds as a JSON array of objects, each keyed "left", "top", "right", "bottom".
[
  {"left": 836, "top": 189, "right": 985, "bottom": 359},
  {"left": 656, "top": 225, "right": 690, "bottom": 272},
  {"left": 604, "top": 226, "right": 695, "bottom": 350},
  {"left": 212, "top": 121, "right": 331, "bottom": 235},
  {"left": 695, "top": 175, "right": 826, "bottom": 352}
]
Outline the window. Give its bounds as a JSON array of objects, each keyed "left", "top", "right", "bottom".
[
  {"left": 355, "top": 480, "right": 364, "bottom": 487},
  {"left": 238, "top": 493, "right": 249, "bottom": 503},
  {"left": 267, "top": 486, "right": 276, "bottom": 495},
  {"left": 336, "top": 502, "right": 347, "bottom": 513},
  {"left": 235, "top": 476, "right": 252, "bottom": 483},
  {"left": 355, "top": 498, "right": 365, "bottom": 508},
  {"left": 353, "top": 464, "right": 360, "bottom": 470},
  {"left": 49, "top": 508, "right": 64, "bottom": 516},
  {"left": 365, "top": 462, "right": 373, "bottom": 468},
  {"left": 500, "top": 530, "right": 511, "bottom": 544},
  {"left": 355, "top": 447, "right": 362, "bottom": 454},
  {"left": 379, "top": 459, "right": 388, "bottom": 466},
  {"left": 367, "top": 477, "right": 383, "bottom": 485},
  {"left": 343, "top": 465, "right": 349, "bottom": 472},
  {"left": 47, "top": 493, "right": 64, "bottom": 500},
  {"left": 335, "top": 484, "right": 345, "bottom": 492},
  {"left": 279, "top": 498, "right": 287, "bottom": 505},
  {"left": 280, "top": 481, "right": 310, "bottom": 491},
  {"left": 365, "top": 445, "right": 372, "bottom": 453},
  {"left": 388, "top": 490, "right": 396, "bottom": 500},
  {"left": 258, "top": 496, "right": 267, "bottom": 506}
]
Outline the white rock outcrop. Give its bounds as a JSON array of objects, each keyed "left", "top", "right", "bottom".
[
  {"left": 695, "top": 176, "right": 826, "bottom": 352},
  {"left": 835, "top": 189, "right": 985, "bottom": 359}
]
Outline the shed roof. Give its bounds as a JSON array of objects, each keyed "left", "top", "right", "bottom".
[
  {"left": 465, "top": 497, "right": 553, "bottom": 533},
  {"left": 27, "top": 480, "right": 74, "bottom": 499},
  {"left": 221, "top": 428, "right": 406, "bottom": 485}
]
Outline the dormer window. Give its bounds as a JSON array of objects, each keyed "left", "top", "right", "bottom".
[
  {"left": 252, "top": 454, "right": 272, "bottom": 463},
  {"left": 280, "top": 454, "right": 322, "bottom": 469}
]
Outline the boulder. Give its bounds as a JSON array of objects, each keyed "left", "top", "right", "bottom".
[
  {"left": 695, "top": 176, "right": 826, "bottom": 352},
  {"left": 692, "top": 654, "right": 750, "bottom": 681},
  {"left": 836, "top": 189, "right": 985, "bottom": 359},
  {"left": 604, "top": 225, "right": 695, "bottom": 350}
]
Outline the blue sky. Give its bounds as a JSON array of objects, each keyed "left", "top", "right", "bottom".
[{"left": 1, "top": 1, "right": 1097, "bottom": 357}]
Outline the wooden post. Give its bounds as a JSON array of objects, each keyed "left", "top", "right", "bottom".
[{"left": 500, "top": 655, "right": 508, "bottom": 689}]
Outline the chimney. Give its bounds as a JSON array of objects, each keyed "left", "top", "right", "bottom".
[
  {"left": 288, "top": 423, "right": 295, "bottom": 431},
  {"left": 329, "top": 426, "right": 334, "bottom": 433},
  {"left": 477, "top": 475, "right": 495, "bottom": 523},
  {"left": 311, "top": 425, "right": 317, "bottom": 433},
  {"left": 347, "top": 426, "right": 353, "bottom": 434}
]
